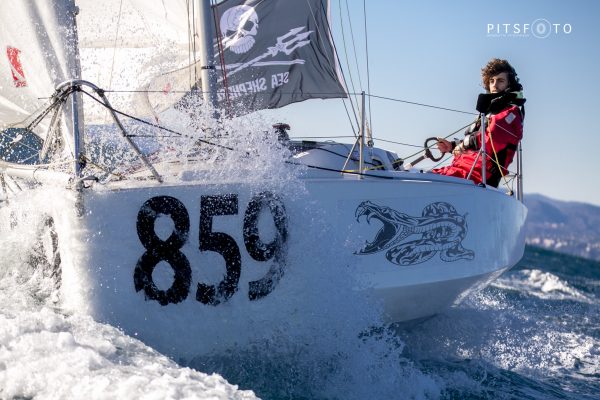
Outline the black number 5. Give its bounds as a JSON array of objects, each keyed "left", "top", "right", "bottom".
[{"left": 196, "top": 194, "right": 242, "bottom": 305}]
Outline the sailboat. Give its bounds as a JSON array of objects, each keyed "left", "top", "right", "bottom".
[{"left": 0, "top": 0, "right": 526, "bottom": 357}]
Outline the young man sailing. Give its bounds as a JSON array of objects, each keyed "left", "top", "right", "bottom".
[{"left": 434, "top": 58, "right": 526, "bottom": 187}]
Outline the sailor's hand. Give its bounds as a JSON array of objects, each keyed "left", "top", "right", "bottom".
[{"left": 436, "top": 138, "right": 453, "bottom": 153}]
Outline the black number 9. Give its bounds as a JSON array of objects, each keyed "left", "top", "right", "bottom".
[{"left": 243, "top": 192, "right": 288, "bottom": 300}]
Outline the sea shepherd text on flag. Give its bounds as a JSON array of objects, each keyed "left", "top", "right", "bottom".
[{"left": 212, "top": 0, "right": 347, "bottom": 115}]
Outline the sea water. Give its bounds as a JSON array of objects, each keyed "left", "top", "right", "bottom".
[
  {"left": 2, "top": 237, "right": 598, "bottom": 400},
  {"left": 1, "top": 111, "right": 598, "bottom": 399}
]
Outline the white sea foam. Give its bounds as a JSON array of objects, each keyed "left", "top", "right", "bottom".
[
  {"left": 492, "top": 269, "right": 593, "bottom": 303},
  {"left": 0, "top": 251, "right": 257, "bottom": 400}
]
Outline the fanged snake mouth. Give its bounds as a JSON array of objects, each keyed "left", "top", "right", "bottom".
[{"left": 355, "top": 203, "right": 398, "bottom": 254}]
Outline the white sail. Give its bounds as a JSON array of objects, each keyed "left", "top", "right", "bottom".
[
  {"left": 0, "top": 0, "right": 79, "bottom": 131},
  {"left": 2, "top": 1, "right": 345, "bottom": 127},
  {"left": 75, "top": 0, "right": 200, "bottom": 123}
]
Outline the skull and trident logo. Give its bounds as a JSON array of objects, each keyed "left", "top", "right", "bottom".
[{"left": 217, "top": 5, "right": 313, "bottom": 80}]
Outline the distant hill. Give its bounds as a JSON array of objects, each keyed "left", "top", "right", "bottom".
[{"left": 524, "top": 193, "right": 600, "bottom": 261}]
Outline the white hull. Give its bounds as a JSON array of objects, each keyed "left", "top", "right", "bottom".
[{"left": 2, "top": 167, "right": 526, "bottom": 356}]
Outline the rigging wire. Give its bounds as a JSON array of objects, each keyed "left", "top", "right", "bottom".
[
  {"left": 337, "top": 1, "right": 360, "bottom": 113},
  {"left": 186, "top": 1, "right": 195, "bottom": 89},
  {"left": 27, "top": 90, "right": 511, "bottom": 188},
  {"left": 191, "top": 0, "right": 198, "bottom": 84},
  {"left": 345, "top": 0, "right": 363, "bottom": 91},
  {"left": 107, "top": 0, "right": 124, "bottom": 94},
  {"left": 362, "top": 0, "right": 373, "bottom": 138},
  {"left": 104, "top": 0, "right": 125, "bottom": 124},
  {"left": 311, "top": 0, "right": 360, "bottom": 137},
  {"left": 211, "top": 0, "right": 232, "bottom": 116},
  {"left": 368, "top": 93, "right": 478, "bottom": 115},
  {"left": 98, "top": 89, "right": 475, "bottom": 116},
  {"left": 77, "top": 89, "right": 429, "bottom": 182},
  {"left": 78, "top": 89, "right": 234, "bottom": 151},
  {"left": 86, "top": 83, "right": 476, "bottom": 175}
]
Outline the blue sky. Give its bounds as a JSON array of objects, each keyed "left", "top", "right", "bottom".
[{"left": 264, "top": 0, "right": 600, "bottom": 206}]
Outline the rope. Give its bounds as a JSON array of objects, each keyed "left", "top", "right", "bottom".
[
  {"left": 370, "top": 137, "right": 427, "bottom": 149},
  {"left": 401, "top": 119, "right": 477, "bottom": 162},
  {"left": 82, "top": 155, "right": 127, "bottom": 180},
  {"left": 486, "top": 129, "right": 511, "bottom": 189},
  {"left": 24, "top": 89, "right": 74, "bottom": 131}
]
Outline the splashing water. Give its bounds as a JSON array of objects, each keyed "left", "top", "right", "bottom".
[
  {"left": 0, "top": 215, "right": 257, "bottom": 399},
  {"left": 4, "top": 105, "right": 597, "bottom": 399},
  {"left": 396, "top": 248, "right": 600, "bottom": 399},
  {"left": 1, "top": 110, "right": 443, "bottom": 400}
]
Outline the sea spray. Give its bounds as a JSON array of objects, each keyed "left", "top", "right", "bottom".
[
  {"left": 187, "top": 194, "right": 440, "bottom": 400},
  {"left": 98, "top": 106, "right": 443, "bottom": 397},
  {"left": 1, "top": 108, "right": 444, "bottom": 399},
  {"left": 163, "top": 112, "right": 442, "bottom": 398},
  {"left": 0, "top": 196, "right": 258, "bottom": 399}
]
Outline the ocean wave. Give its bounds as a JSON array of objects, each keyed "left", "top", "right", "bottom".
[{"left": 492, "top": 269, "right": 596, "bottom": 303}]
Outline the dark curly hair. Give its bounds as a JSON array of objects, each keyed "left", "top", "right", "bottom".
[{"left": 481, "top": 58, "right": 522, "bottom": 92}]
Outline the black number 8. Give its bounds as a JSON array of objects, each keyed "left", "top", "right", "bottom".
[{"left": 134, "top": 196, "right": 192, "bottom": 305}]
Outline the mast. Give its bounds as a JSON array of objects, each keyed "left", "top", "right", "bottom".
[
  {"left": 359, "top": 91, "right": 366, "bottom": 178},
  {"left": 64, "top": 1, "right": 85, "bottom": 178},
  {"left": 197, "top": 0, "right": 219, "bottom": 114},
  {"left": 23, "top": 0, "right": 85, "bottom": 177},
  {"left": 480, "top": 112, "right": 486, "bottom": 186}
]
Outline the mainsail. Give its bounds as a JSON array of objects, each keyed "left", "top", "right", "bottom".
[
  {"left": 0, "top": 1, "right": 80, "bottom": 131},
  {"left": 75, "top": 0, "right": 195, "bottom": 124},
  {"left": 2, "top": 1, "right": 345, "bottom": 130},
  {"left": 77, "top": 0, "right": 346, "bottom": 119},
  {"left": 0, "top": 0, "right": 81, "bottom": 164}
]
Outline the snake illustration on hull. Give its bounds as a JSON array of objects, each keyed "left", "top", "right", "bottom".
[{"left": 355, "top": 201, "right": 474, "bottom": 266}]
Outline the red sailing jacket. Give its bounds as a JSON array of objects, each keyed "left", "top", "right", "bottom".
[{"left": 433, "top": 104, "right": 523, "bottom": 186}]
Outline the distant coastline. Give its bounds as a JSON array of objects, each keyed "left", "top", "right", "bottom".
[{"left": 525, "top": 193, "right": 600, "bottom": 261}]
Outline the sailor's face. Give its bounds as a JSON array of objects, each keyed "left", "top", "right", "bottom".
[{"left": 489, "top": 72, "right": 509, "bottom": 93}]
